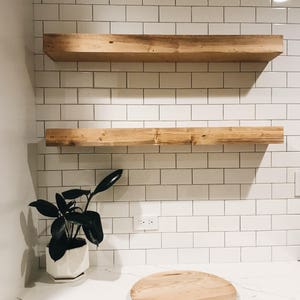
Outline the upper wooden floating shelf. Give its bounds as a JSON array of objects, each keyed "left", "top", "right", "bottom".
[
  {"left": 43, "top": 34, "right": 283, "bottom": 62},
  {"left": 46, "top": 127, "right": 284, "bottom": 147}
]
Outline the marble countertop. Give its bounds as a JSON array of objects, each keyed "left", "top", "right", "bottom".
[{"left": 20, "top": 262, "right": 300, "bottom": 300}]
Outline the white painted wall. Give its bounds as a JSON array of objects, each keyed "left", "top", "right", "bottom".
[{"left": 0, "top": 0, "right": 37, "bottom": 299}]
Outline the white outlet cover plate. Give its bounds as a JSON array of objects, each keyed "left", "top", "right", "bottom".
[{"left": 134, "top": 216, "right": 158, "bottom": 231}]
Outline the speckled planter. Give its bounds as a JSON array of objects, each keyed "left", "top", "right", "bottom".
[{"left": 46, "top": 243, "right": 89, "bottom": 280}]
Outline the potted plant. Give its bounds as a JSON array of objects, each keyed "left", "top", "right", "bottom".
[{"left": 29, "top": 169, "right": 123, "bottom": 280}]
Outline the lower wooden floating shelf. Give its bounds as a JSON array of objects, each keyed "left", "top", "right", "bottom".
[{"left": 46, "top": 127, "right": 284, "bottom": 147}]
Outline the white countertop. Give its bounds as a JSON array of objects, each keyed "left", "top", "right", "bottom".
[{"left": 20, "top": 262, "right": 300, "bottom": 300}]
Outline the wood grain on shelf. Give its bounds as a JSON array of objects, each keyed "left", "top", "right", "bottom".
[
  {"left": 44, "top": 34, "right": 283, "bottom": 62},
  {"left": 130, "top": 270, "right": 237, "bottom": 300},
  {"left": 46, "top": 127, "right": 284, "bottom": 147}
]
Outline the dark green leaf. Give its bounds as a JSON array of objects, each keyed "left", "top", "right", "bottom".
[
  {"left": 82, "top": 211, "right": 103, "bottom": 246},
  {"left": 93, "top": 169, "right": 123, "bottom": 196},
  {"left": 56, "top": 193, "right": 68, "bottom": 215},
  {"left": 51, "top": 217, "right": 65, "bottom": 240},
  {"left": 66, "top": 200, "right": 75, "bottom": 210},
  {"left": 65, "top": 212, "right": 89, "bottom": 226},
  {"left": 48, "top": 234, "right": 68, "bottom": 261},
  {"left": 62, "top": 189, "right": 90, "bottom": 200},
  {"left": 29, "top": 200, "right": 59, "bottom": 218}
]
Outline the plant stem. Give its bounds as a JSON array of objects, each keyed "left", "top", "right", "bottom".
[{"left": 73, "top": 193, "right": 93, "bottom": 240}]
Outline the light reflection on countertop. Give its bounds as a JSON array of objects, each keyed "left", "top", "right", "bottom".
[{"left": 20, "top": 262, "right": 300, "bottom": 300}]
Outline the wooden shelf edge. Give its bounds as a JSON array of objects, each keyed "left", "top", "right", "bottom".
[
  {"left": 43, "top": 34, "right": 283, "bottom": 62},
  {"left": 46, "top": 127, "right": 284, "bottom": 147}
]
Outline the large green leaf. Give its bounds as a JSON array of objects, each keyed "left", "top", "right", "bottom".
[
  {"left": 48, "top": 234, "right": 68, "bottom": 261},
  {"left": 62, "top": 189, "right": 90, "bottom": 200},
  {"left": 82, "top": 211, "right": 103, "bottom": 246},
  {"left": 93, "top": 169, "right": 123, "bottom": 196},
  {"left": 65, "top": 212, "right": 89, "bottom": 226},
  {"left": 29, "top": 200, "right": 59, "bottom": 218},
  {"left": 51, "top": 217, "right": 65, "bottom": 240},
  {"left": 56, "top": 193, "right": 68, "bottom": 215}
]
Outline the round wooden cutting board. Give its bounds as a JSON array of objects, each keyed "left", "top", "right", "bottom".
[{"left": 130, "top": 270, "right": 237, "bottom": 300}]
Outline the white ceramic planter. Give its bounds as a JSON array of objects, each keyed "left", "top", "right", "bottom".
[{"left": 46, "top": 243, "right": 89, "bottom": 280}]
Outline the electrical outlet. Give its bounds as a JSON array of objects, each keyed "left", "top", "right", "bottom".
[{"left": 134, "top": 216, "right": 158, "bottom": 231}]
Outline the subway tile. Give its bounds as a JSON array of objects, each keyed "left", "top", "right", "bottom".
[
  {"left": 241, "top": 216, "right": 271, "bottom": 231},
  {"left": 209, "top": 216, "right": 240, "bottom": 231},
  {"left": 98, "top": 202, "right": 129, "bottom": 218},
  {"left": 192, "top": 7, "right": 223, "bottom": 22},
  {"left": 111, "top": 22, "right": 143, "bottom": 34},
  {"left": 224, "top": 73, "right": 255, "bottom": 88},
  {"left": 146, "top": 249, "right": 177, "bottom": 264},
  {"left": 160, "top": 73, "right": 191, "bottom": 88},
  {"left": 241, "top": 247, "right": 271, "bottom": 262},
  {"left": 194, "top": 201, "right": 224, "bottom": 215},
  {"left": 160, "top": 105, "right": 190, "bottom": 120},
  {"left": 161, "top": 169, "right": 192, "bottom": 184},
  {"left": 225, "top": 200, "right": 255, "bottom": 216},
  {"left": 224, "top": 104, "right": 255, "bottom": 120},
  {"left": 61, "top": 72, "right": 93, "bottom": 87},
  {"left": 129, "top": 170, "right": 160, "bottom": 185},
  {"left": 77, "top": 21, "right": 109, "bottom": 34},
  {"left": 94, "top": 72, "right": 126, "bottom": 88},
  {"left": 177, "top": 216, "right": 208, "bottom": 232},
  {"left": 241, "top": 24, "right": 271, "bottom": 35},
  {"left": 225, "top": 7, "right": 255, "bottom": 22},
  {"left": 225, "top": 169, "right": 255, "bottom": 184},
  {"left": 93, "top": 5, "right": 125, "bottom": 21},
  {"left": 144, "top": 89, "right": 175, "bottom": 105},
  {"left": 193, "top": 169, "right": 223, "bottom": 184},
  {"left": 61, "top": 105, "right": 93, "bottom": 120},
  {"left": 192, "top": 73, "right": 223, "bottom": 88},
  {"left": 159, "top": 217, "right": 177, "bottom": 232},
  {"left": 36, "top": 105, "right": 60, "bottom": 120},
  {"left": 146, "top": 185, "right": 177, "bottom": 201},
  {"left": 209, "top": 153, "right": 239, "bottom": 168},
  {"left": 209, "top": 23, "right": 240, "bottom": 34},
  {"left": 256, "top": 72, "right": 286, "bottom": 88},
  {"left": 162, "top": 233, "right": 193, "bottom": 248},
  {"left": 45, "top": 88, "right": 77, "bottom": 104},
  {"left": 79, "top": 154, "right": 111, "bottom": 169},
  {"left": 178, "top": 248, "right": 209, "bottom": 264},
  {"left": 63, "top": 170, "right": 95, "bottom": 186},
  {"left": 162, "top": 201, "right": 193, "bottom": 216},
  {"left": 176, "top": 23, "right": 208, "bottom": 35},
  {"left": 79, "top": 89, "right": 110, "bottom": 104},
  {"left": 160, "top": 6, "right": 191, "bottom": 22},
  {"left": 210, "top": 248, "right": 241, "bottom": 263},
  {"left": 128, "top": 73, "right": 159, "bottom": 88},
  {"left": 114, "top": 186, "right": 145, "bottom": 201},
  {"left": 241, "top": 184, "right": 272, "bottom": 199},
  {"left": 60, "top": 5, "right": 92, "bottom": 20},
  {"left": 192, "top": 105, "right": 223, "bottom": 120},
  {"left": 130, "top": 201, "right": 161, "bottom": 217},
  {"left": 257, "top": 231, "right": 286, "bottom": 246},
  {"left": 209, "top": 89, "right": 239, "bottom": 104},
  {"left": 99, "top": 234, "right": 129, "bottom": 250},
  {"left": 45, "top": 154, "right": 77, "bottom": 170},
  {"left": 226, "top": 232, "right": 256, "bottom": 247},
  {"left": 144, "top": 23, "right": 175, "bottom": 34},
  {"left": 178, "top": 185, "right": 208, "bottom": 201},
  {"left": 240, "top": 88, "right": 271, "bottom": 104},
  {"left": 95, "top": 105, "right": 126, "bottom": 121},
  {"left": 257, "top": 8, "right": 286, "bottom": 23},
  {"left": 177, "top": 153, "right": 207, "bottom": 168},
  {"left": 34, "top": 4, "right": 58, "bottom": 20},
  {"left": 128, "top": 105, "right": 159, "bottom": 120},
  {"left": 194, "top": 232, "right": 224, "bottom": 248},
  {"left": 256, "top": 168, "right": 286, "bottom": 184},
  {"left": 36, "top": 72, "right": 59, "bottom": 87},
  {"left": 210, "top": 184, "right": 241, "bottom": 200},
  {"left": 115, "top": 250, "right": 145, "bottom": 265},
  {"left": 127, "top": 6, "right": 158, "bottom": 22},
  {"left": 130, "top": 233, "right": 161, "bottom": 249}
]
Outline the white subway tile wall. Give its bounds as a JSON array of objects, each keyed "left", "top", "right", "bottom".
[{"left": 35, "top": 1, "right": 300, "bottom": 266}]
